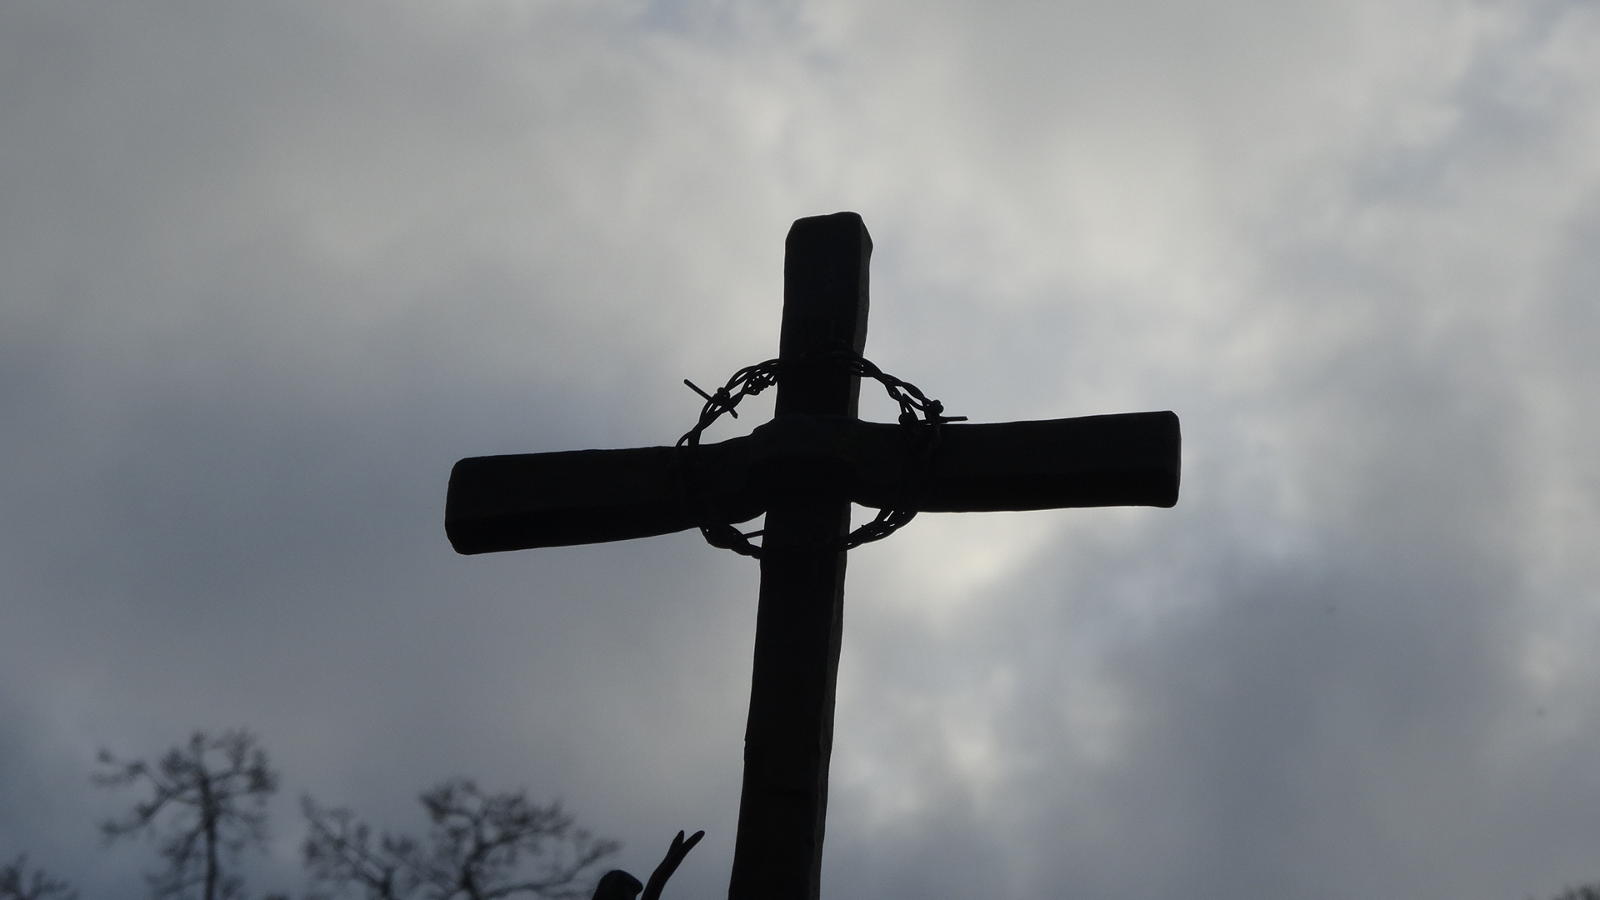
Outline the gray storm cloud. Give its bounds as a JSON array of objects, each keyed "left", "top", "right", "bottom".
[{"left": 3, "top": 2, "right": 1598, "bottom": 898}]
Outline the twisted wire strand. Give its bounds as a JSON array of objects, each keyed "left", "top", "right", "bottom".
[{"left": 676, "top": 350, "right": 964, "bottom": 558}]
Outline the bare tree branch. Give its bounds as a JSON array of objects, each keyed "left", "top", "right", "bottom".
[
  {"left": 302, "top": 779, "right": 618, "bottom": 900},
  {"left": 93, "top": 729, "right": 278, "bottom": 900},
  {"left": 0, "top": 856, "right": 76, "bottom": 900},
  {"left": 1543, "top": 888, "right": 1600, "bottom": 900}
]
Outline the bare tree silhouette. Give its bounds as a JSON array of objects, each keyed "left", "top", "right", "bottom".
[
  {"left": 1539, "top": 887, "right": 1600, "bottom": 900},
  {"left": 0, "top": 856, "right": 76, "bottom": 900},
  {"left": 302, "top": 778, "right": 617, "bottom": 899},
  {"left": 93, "top": 730, "right": 278, "bottom": 900}
]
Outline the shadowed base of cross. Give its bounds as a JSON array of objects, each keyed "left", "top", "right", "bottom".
[{"left": 445, "top": 212, "right": 1180, "bottom": 900}]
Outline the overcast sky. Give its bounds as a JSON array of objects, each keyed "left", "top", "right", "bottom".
[{"left": 4, "top": 1, "right": 1600, "bottom": 897}]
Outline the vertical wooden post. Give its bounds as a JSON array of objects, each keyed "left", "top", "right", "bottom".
[{"left": 727, "top": 213, "right": 871, "bottom": 899}]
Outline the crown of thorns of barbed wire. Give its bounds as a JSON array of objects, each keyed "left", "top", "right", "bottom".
[{"left": 676, "top": 348, "right": 966, "bottom": 558}]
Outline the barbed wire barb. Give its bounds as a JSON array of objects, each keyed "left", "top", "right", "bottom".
[{"left": 675, "top": 350, "right": 960, "bottom": 558}]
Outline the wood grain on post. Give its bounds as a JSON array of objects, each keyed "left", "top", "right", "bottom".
[{"left": 728, "top": 212, "right": 870, "bottom": 900}]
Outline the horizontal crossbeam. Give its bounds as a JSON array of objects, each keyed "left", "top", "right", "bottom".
[{"left": 446, "top": 410, "right": 1179, "bottom": 555}]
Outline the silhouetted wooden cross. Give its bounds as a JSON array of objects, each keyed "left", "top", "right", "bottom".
[{"left": 445, "top": 212, "right": 1180, "bottom": 900}]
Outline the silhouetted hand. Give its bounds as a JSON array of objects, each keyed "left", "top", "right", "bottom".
[{"left": 642, "top": 829, "right": 704, "bottom": 900}]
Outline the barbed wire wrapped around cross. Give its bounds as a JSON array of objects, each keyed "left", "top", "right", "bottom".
[{"left": 676, "top": 349, "right": 965, "bottom": 558}]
